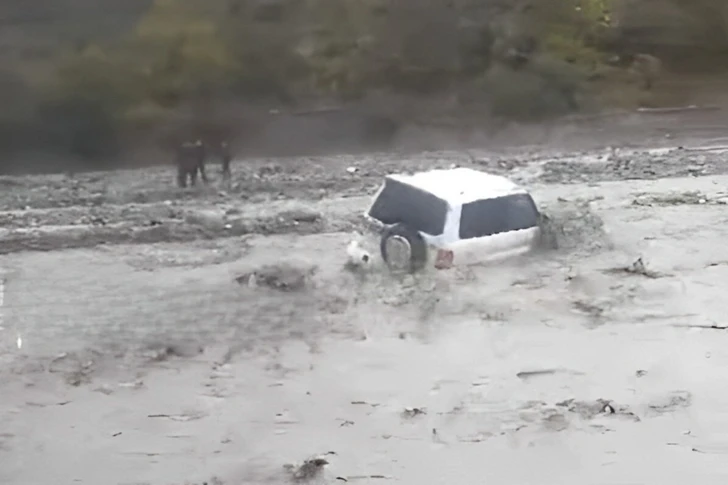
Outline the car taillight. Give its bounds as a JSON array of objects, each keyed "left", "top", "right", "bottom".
[{"left": 435, "top": 249, "right": 454, "bottom": 269}]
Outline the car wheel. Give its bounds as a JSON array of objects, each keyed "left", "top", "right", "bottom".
[{"left": 380, "top": 223, "right": 427, "bottom": 273}]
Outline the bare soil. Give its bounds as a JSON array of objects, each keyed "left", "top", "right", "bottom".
[{"left": 3, "top": 108, "right": 728, "bottom": 484}]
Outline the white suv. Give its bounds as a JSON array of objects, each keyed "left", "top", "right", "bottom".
[{"left": 365, "top": 167, "right": 543, "bottom": 272}]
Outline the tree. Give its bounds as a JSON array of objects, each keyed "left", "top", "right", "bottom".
[
  {"left": 303, "top": 0, "right": 470, "bottom": 95},
  {"left": 303, "top": 0, "right": 382, "bottom": 97},
  {"left": 217, "top": 0, "right": 310, "bottom": 102},
  {"left": 49, "top": 44, "right": 136, "bottom": 108},
  {"left": 127, "top": 0, "right": 240, "bottom": 107},
  {"left": 37, "top": 44, "right": 136, "bottom": 160},
  {"left": 366, "top": 0, "right": 464, "bottom": 93},
  {"left": 519, "top": 0, "right": 615, "bottom": 68}
]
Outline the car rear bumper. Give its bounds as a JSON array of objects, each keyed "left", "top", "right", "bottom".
[{"left": 430, "top": 226, "right": 540, "bottom": 269}]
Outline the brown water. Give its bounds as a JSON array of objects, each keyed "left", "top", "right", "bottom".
[{"left": 3, "top": 165, "right": 728, "bottom": 483}]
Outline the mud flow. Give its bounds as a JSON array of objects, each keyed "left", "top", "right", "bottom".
[{"left": 2, "top": 113, "right": 728, "bottom": 484}]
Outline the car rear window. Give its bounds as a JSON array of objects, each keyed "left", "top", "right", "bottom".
[
  {"left": 367, "top": 178, "right": 448, "bottom": 236},
  {"left": 459, "top": 193, "right": 540, "bottom": 239}
]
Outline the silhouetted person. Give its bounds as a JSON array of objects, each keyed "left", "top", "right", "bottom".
[
  {"left": 176, "top": 140, "right": 207, "bottom": 188},
  {"left": 631, "top": 53, "right": 661, "bottom": 91},
  {"left": 220, "top": 141, "right": 232, "bottom": 182}
]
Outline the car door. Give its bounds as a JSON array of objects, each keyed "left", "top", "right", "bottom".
[
  {"left": 448, "top": 194, "right": 540, "bottom": 265},
  {"left": 446, "top": 198, "right": 507, "bottom": 265}
]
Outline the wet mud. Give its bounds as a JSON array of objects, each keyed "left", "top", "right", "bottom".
[{"left": 3, "top": 110, "right": 728, "bottom": 484}]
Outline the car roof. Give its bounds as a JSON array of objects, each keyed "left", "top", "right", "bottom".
[{"left": 386, "top": 167, "right": 527, "bottom": 205}]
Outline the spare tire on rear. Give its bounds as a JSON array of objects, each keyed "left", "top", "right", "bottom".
[{"left": 380, "top": 223, "right": 428, "bottom": 273}]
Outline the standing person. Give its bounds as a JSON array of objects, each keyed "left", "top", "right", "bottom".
[
  {"left": 220, "top": 141, "right": 232, "bottom": 182},
  {"left": 195, "top": 139, "right": 209, "bottom": 185},
  {"left": 176, "top": 139, "right": 208, "bottom": 188},
  {"left": 630, "top": 53, "right": 662, "bottom": 91}
]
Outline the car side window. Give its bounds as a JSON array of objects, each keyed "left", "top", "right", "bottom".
[
  {"left": 368, "top": 179, "right": 449, "bottom": 236},
  {"left": 459, "top": 194, "right": 539, "bottom": 239},
  {"left": 503, "top": 194, "right": 540, "bottom": 231},
  {"left": 459, "top": 198, "right": 506, "bottom": 239}
]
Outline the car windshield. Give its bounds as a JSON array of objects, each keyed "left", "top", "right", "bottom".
[
  {"left": 459, "top": 193, "right": 540, "bottom": 239},
  {"left": 367, "top": 178, "right": 448, "bottom": 236}
]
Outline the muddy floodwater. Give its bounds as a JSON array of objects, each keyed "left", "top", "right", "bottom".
[{"left": 3, "top": 114, "right": 728, "bottom": 484}]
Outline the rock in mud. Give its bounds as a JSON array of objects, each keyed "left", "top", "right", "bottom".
[
  {"left": 646, "top": 390, "right": 692, "bottom": 415},
  {"left": 516, "top": 368, "right": 584, "bottom": 380},
  {"left": 538, "top": 149, "right": 719, "bottom": 185},
  {"left": 556, "top": 398, "right": 639, "bottom": 421},
  {"left": 401, "top": 407, "right": 427, "bottom": 418},
  {"left": 278, "top": 208, "right": 321, "bottom": 223},
  {"left": 632, "top": 191, "right": 716, "bottom": 207},
  {"left": 226, "top": 209, "right": 324, "bottom": 236},
  {"left": 184, "top": 209, "right": 226, "bottom": 231},
  {"left": 140, "top": 341, "right": 204, "bottom": 362},
  {"left": 538, "top": 200, "right": 610, "bottom": 254},
  {"left": 283, "top": 453, "right": 334, "bottom": 482},
  {"left": 48, "top": 350, "right": 99, "bottom": 386},
  {"left": 541, "top": 410, "right": 569, "bottom": 431},
  {"left": 236, "top": 262, "right": 317, "bottom": 292},
  {"left": 602, "top": 257, "right": 664, "bottom": 279}
]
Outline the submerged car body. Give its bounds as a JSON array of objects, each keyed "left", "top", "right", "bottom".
[{"left": 365, "top": 167, "right": 542, "bottom": 270}]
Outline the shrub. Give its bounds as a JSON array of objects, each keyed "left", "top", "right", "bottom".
[
  {"left": 36, "top": 97, "right": 120, "bottom": 161},
  {"left": 483, "top": 56, "right": 586, "bottom": 120},
  {"left": 127, "top": 0, "right": 240, "bottom": 106},
  {"left": 0, "top": 70, "right": 37, "bottom": 162},
  {"left": 35, "top": 45, "right": 134, "bottom": 160}
]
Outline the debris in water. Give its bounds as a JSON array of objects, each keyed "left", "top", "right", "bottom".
[
  {"left": 571, "top": 299, "right": 606, "bottom": 321},
  {"left": 343, "top": 475, "right": 394, "bottom": 481},
  {"left": 278, "top": 209, "right": 321, "bottom": 223},
  {"left": 535, "top": 201, "right": 609, "bottom": 253},
  {"left": 147, "top": 411, "right": 207, "bottom": 422},
  {"left": 672, "top": 321, "right": 728, "bottom": 330},
  {"left": 556, "top": 398, "right": 640, "bottom": 421},
  {"left": 401, "top": 407, "right": 426, "bottom": 418},
  {"left": 517, "top": 369, "right": 558, "bottom": 379},
  {"left": 142, "top": 342, "right": 204, "bottom": 362},
  {"left": 235, "top": 262, "right": 316, "bottom": 292},
  {"left": 247, "top": 273, "right": 257, "bottom": 288},
  {"left": 646, "top": 390, "right": 692, "bottom": 415},
  {"left": 65, "top": 370, "right": 90, "bottom": 387},
  {"left": 632, "top": 191, "right": 711, "bottom": 207},
  {"left": 283, "top": 452, "right": 335, "bottom": 481},
  {"left": 118, "top": 379, "right": 144, "bottom": 389},
  {"left": 26, "top": 400, "right": 71, "bottom": 407},
  {"left": 603, "top": 257, "right": 664, "bottom": 278},
  {"left": 690, "top": 445, "right": 728, "bottom": 455},
  {"left": 351, "top": 400, "right": 380, "bottom": 407},
  {"left": 516, "top": 368, "right": 585, "bottom": 380},
  {"left": 345, "top": 239, "right": 371, "bottom": 272},
  {"left": 94, "top": 384, "right": 114, "bottom": 395},
  {"left": 541, "top": 411, "right": 569, "bottom": 431},
  {"left": 431, "top": 427, "right": 448, "bottom": 444},
  {"left": 49, "top": 352, "right": 95, "bottom": 386}
]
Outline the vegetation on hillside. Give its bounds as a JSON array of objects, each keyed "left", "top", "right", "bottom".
[{"left": 1, "top": 0, "right": 727, "bottom": 167}]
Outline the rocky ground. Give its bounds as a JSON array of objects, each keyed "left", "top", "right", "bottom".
[{"left": 2, "top": 108, "right": 728, "bottom": 484}]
